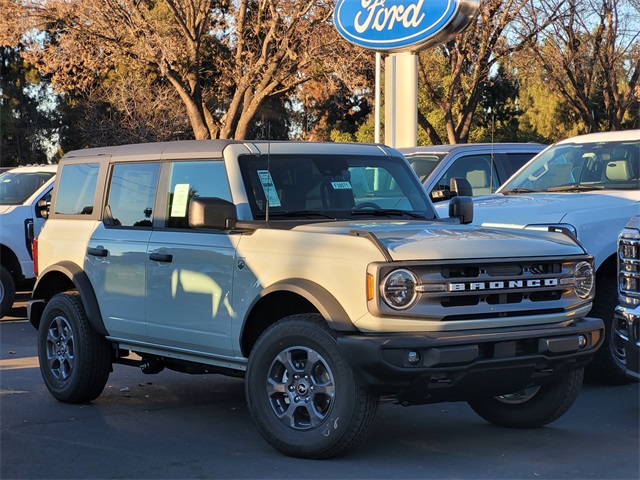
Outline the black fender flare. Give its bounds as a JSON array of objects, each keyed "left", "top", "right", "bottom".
[
  {"left": 244, "top": 278, "right": 357, "bottom": 334},
  {"left": 31, "top": 261, "right": 107, "bottom": 335}
]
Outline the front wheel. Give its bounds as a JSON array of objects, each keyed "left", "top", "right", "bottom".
[
  {"left": 38, "top": 292, "right": 112, "bottom": 403},
  {"left": 0, "top": 265, "right": 16, "bottom": 318},
  {"left": 586, "top": 272, "right": 631, "bottom": 385},
  {"left": 245, "top": 314, "right": 378, "bottom": 459},
  {"left": 467, "top": 368, "right": 584, "bottom": 428}
]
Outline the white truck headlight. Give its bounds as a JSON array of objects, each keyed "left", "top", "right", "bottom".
[{"left": 381, "top": 269, "right": 418, "bottom": 309}]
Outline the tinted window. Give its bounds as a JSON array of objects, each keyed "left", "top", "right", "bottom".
[
  {"left": 108, "top": 163, "right": 160, "bottom": 227},
  {"left": 54, "top": 164, "right": 99, "bottom": 215},
  {"left": 166, "top": 161, "right": 231, "bottom": 228}
]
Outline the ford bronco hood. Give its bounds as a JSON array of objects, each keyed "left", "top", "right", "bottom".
[{"left": 294, "top": 221, "right": 584, "bottom": 261}]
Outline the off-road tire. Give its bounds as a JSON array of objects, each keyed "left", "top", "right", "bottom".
[
  {"left": 38, "top": 291, "right": 112, "bottom": 403},
  {"left": 468, "top": 368, "right": 584, "bottom": 428},
  {"left": 0, "top": 265, "right": 16, "bottom": 318},
  {"left": 245, "top": 314, "right": 378, "bottom": 459}
]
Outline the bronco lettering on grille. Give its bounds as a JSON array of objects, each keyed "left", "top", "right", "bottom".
[{"left": 448, "top": 278, "right": 559, "bottom": 292}]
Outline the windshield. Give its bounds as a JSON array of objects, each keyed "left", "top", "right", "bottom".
[
  {"left": 0, "top": 171, "right": 55, "bottom": 205},
  {"left": 499, "top": 139, "right": 639, "bottom": 193},
  {"left": 238, "top": 154, "right": 436, "bottom": 220}
]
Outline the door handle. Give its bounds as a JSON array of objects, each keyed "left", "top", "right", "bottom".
[
  {"left": 149, "top": 252, "right": 173, "bottom": 263},
  {"left": 87, "top": 247, "right": 108, "bottom": 257}
]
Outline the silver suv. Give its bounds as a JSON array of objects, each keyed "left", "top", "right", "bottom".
[
  {"left": 29, "top": 140, "right": 603, "bottom": 458},
  {"left": 399, "top": 143, "right": 546, "bottom": 202}
]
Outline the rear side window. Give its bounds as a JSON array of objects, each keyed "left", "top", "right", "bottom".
[
  {"left": 54, "top": 163, "right": 100, "bottom": 215},
  {"left": 108, "top": 163, "right": 160, "bottom": 227}
]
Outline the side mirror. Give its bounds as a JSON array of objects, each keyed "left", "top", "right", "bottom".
[
  {"left": 449, "top": 196, "right": 474, "bottom": 224},
  {"left": 449, "top": 177, "right": 473, "bottom": 197},
  {"left": 189, "top": 197, "right": 237, "bottom": 230},
  {"left": 36, "top": 198, "right": 50, "bottom": 219}
]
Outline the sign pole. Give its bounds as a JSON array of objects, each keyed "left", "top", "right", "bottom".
[{"left": 374, "top": 51, "right": 381, "bottom": 144}]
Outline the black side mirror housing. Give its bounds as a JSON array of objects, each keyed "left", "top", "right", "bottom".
[
  {"left": 189, "top": 197, "right": 237, "bottom": 230},
  {"left": 449, "top": 196, "right": 474, "bottom": 224}
]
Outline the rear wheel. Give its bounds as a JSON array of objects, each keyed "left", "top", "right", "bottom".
[
  {"left": 0, "top": 265, "right": 16, "bottom": 318},
  {"left": 245, "top": 314, "right": 378, "bottom": 459},
  {"left": 468, "top": 369, "right": 584, "bottom": 428},
  {"left": 38, "top": 292, "right": 112, "bottom": 403}
]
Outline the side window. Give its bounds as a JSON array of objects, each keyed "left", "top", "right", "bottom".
[
  {"left": 505, "top": 152, "right": 539, "bottom": 174},
  {"left": 54, "top": 163, "right": 100, "bottom": 215},
  {"left": 438, "top": 155, "right": 499, "bottom": 195},
  {"left": 166, "top": 161, "right": 231, "bottom": 228},
  {"left": 108, "top": 163, "right": 160, "bottom": 227}
]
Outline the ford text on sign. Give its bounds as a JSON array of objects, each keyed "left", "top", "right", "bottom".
[{"left": 334, "top": 0, "right": 479, "bottom": 53}]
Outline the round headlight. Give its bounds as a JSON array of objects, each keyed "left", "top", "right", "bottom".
[
  {"left": 381, "top": 269, "right": 418, "bottom": 310},
  {"left": 574, "top": 261, "right": 594, "bottom": 299}
]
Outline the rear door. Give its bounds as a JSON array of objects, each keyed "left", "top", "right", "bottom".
[{"left": 85, "top": 162, "right": 160, "bottom": 341}]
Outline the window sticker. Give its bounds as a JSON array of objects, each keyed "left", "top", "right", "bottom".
[
  {"left": 257, "top": 170, "right": 281, "bottom": 207},
  {"left": 170, "top": 183, "right": 190, "bottom": 217},
  {"left": 331, "top": 181, "right": 352, "bottom": 190}
]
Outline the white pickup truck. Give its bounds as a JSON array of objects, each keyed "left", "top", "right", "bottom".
[
  {"left": 435, "top": 130, "right": 640, "bottom": 384},
  {"left": 0, "top": 165, "right": 57, "bottom": 317}
]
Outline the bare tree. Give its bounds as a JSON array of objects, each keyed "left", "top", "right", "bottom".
[
  {"left": 521, "top": 0, "right": 640, "bottom": 132},
  {"left": 1, "top": 0, "right": 368, "bottom": 141},
  {"left": 417, "top": 0, "right": 558, "bottom": 144}
]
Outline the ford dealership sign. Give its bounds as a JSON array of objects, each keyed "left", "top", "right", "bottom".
[{"left": 334, "top": 0, "right": 479, "bottom": 53}]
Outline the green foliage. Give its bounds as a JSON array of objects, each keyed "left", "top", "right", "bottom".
[{"left": 0, "top": 46, "right": 61, "bottom": 166}]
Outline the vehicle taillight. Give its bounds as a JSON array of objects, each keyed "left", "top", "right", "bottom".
[{"left": 33, "top": 237, "right": 39, "bottom": 276}]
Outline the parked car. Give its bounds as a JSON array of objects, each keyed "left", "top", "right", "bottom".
[
  {"left": 435, "top": 130, "right": 640, "bottom": 384},
  {"left": 398, "top": 143, "right": 546, "bottom": 202},
  {"left": 614, "top": 215, "right": 640, "bottom": 380},
  {"left": 0, "top": 164, "right": 57, "bottom": 317},
  {"left": 29, "top": 140, "right": 602, "bottom": 459}
]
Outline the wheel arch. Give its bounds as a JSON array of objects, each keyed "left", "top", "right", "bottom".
[
  {"left": 31, "top": 261, "right": 106, "bottom": 335},
  {"left": 0, "top": 244, "right": 21, "bottom": 282},
  {"left": 240, "top": 278, "right": 356, "bottom": 358},
  {"left": 595, "top": 252, "right": 616, "bottom": 280}
]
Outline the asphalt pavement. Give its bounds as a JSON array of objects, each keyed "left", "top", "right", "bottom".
[{"left": 1, "top": 302, "right": 639, "bottom": 479}]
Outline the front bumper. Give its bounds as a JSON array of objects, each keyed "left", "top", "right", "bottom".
[
  {"left": 613, "top": 304, "right": 640, "bottom": 380},
  {"left": 337, "top": 316, "right": 604, "bottom": 405}
]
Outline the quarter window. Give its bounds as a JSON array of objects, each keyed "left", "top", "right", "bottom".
[{"left": 54, "top": 163, "right": 99, "bottom": 215}]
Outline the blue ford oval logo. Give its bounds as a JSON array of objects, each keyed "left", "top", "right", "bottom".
[{"left": 334, "top": 0, "right": 478, "bottom": 52}]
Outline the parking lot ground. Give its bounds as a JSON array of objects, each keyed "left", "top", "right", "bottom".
[{"left": 1, "top": 320, "right": 638, "bottom": 480}]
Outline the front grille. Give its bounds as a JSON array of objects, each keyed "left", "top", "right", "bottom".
[
  {"left": 619, "top": 237, "right": 640, "bottom": 296},
  {"left": 373, "top": 257, "right": 591, "bottom": 322}
]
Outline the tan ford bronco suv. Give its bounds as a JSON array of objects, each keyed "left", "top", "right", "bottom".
[{"left": 29, "top": 140, "right": 603, "bottom": 459}]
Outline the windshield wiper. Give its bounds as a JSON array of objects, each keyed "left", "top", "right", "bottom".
[
  {"left": 501, "top": 188, "right": 538, "bottom": 194},
  {"left": 259, "top": 210, "right": 336, "bottom": 219},
  {"left": 546, "top": 185, "right": 606, "bottom": 192},
  {"left": 351, "top": 208, "right": 427, "bottom": 219}
]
